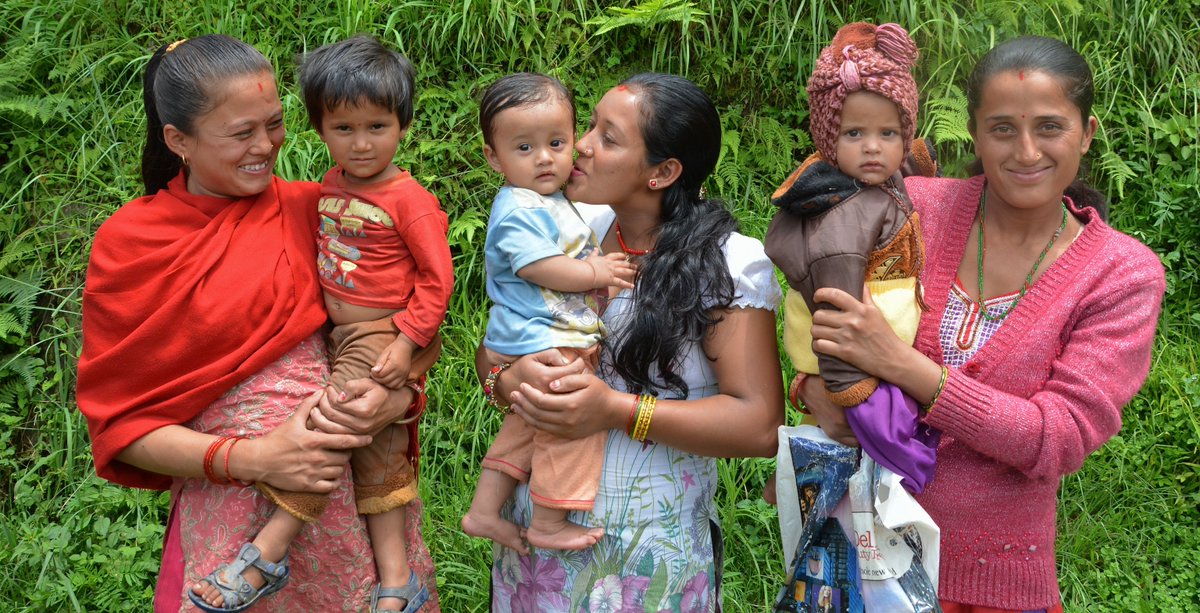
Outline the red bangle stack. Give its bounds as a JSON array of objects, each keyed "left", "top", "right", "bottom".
[
  {"left": 203, "top": 436, "right": 233, "bottom": 484},
  {"left": 624, "top": 394, "right": 639, "bottom": 434},
  {"left": 203, "top": 435, "right": 250, "bottom": 486},
  {"left": 223, "top": 437, "right": 251, "bottom": 487}
]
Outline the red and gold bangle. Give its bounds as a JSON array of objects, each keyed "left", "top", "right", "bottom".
[
  {"left": 484, "top": 362, "right": 514, "bottom": 412},
  {"left": 203, "top": 435, "right": 233, "bottom": 485},
  {"left": 222, "top": 436, "right": 252, "bottom": 487},
  {"left": 631, "top": 394, "right": 657, "bottom": 441},
  {"left": 625, "top": 394, "right": 640, "bottom": 435}
]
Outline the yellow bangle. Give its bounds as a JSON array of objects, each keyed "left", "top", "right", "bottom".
[
  {"left": 631, "top": 394, "right": 657, "bottom": 441},
  {"left": 923, "top": 366, "right": 949, "bottom": 414}
]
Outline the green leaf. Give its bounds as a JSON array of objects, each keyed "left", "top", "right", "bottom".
[
  {"left": 925, "top": 85, "right": 972, "bottom": 145},
  {"left": 644, "top": 562, "right": 670, "bottom": 611},
  {"left": 584, "top": 0, "right": 709, "bottom": 36}
]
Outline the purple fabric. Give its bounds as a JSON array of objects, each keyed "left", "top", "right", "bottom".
[{"left": 845, "top": 381, "right": 940, "bottom": 493}]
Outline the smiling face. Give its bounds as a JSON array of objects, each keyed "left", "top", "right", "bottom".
[
  {"left": 483, "top": 98, "right": 575, "bottom": 196},
  {"left": 971, "top": 69, "right": 1097, "bottom": 212},
  {"left": 318, "top": 99, "right": 405, "bottom": 185},
  {"left": 834, "top": 91, "right": 906, "bottom": 186},
  {"left": 165, "top": 71, "right": 284, "bottom": 199},
  {"left": 567, "top": 86, "right": 655, "bottom": 206}
]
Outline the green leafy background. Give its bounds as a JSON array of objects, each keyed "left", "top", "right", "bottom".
[{"left": 1, "top": 0, "right": 1197, "bottom": 610}]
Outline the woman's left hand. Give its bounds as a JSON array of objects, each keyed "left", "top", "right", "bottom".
[
  {"left": 509, "top": 373, "right": 623, "bottom": 440},
  {"left": 311, "top": 378, "right": 415, "bottom": 436},
  {"left": 810, "top": 286, "right": 909, "bottom": 380}
]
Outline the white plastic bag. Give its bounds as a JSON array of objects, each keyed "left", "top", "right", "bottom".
[{"left": 774, "top": 425, "right": 941, "bottom": 612}]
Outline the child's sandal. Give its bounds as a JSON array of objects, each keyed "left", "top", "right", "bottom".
[
  {"left": 370, "top": 570, "right": 429, "bottom": 613},
  {"left": 187, "top": 542, "right": 290, "bottom": 613}
]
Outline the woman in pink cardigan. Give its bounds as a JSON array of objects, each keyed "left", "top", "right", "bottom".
[{"left": 795, "top": 37, "right": 1166, "bottom": 612}]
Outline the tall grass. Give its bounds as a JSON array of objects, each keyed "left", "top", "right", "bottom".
[{"left": 1, "top": 1, "right": 1197, "bottom": 611}]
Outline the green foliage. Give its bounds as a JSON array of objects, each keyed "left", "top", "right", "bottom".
[{"left": 0, "top": 0, "right": 1197, "bottom": 611}]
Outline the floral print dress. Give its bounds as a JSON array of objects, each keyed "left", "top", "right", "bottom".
[
  {"left": 491, "top": 206, "right": 782, "bottom": 612},
  {"left": 171, "top": 333, "right": 441, "bottom": 612}
]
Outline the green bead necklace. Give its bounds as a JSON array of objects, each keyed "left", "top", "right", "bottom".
[{"left": 976, "top": 190, "right": 1068, "bottom": 322}]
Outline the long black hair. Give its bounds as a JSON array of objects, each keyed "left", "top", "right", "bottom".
[
  {"left": 141, "top": 35, "right": 272, "bottom": 194},
  {"left": 965, "top": 36, "right": 1107, "bottom": 218},
  {"left": 605, "top": 73, "right": 739, "bottom": 398}
]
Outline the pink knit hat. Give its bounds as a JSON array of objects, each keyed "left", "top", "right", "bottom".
[{"left": 807, "top": 22, "right": 919, "bottom": 165}]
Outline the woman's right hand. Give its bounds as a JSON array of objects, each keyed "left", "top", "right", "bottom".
[
  {"left": 799, "top": 375, "right": 859, "bottom": 447},
  {"left": 241, "top": 391, "right": 371, "bottom": 493},
  {"left": 509, "top": 371, "right": 623, "bottom": 440}
]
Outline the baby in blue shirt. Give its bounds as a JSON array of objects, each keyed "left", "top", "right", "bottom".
[{"left": 462, "top": 73, "right": 635, "bottom": 552}]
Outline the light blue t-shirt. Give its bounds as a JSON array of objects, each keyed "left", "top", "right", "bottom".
[{"left": 483, "top": 186, "right": 605, "bottom": 355}]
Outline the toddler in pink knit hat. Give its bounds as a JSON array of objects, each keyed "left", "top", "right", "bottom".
[{"left": 764, "top": 22, "right": 940, "bottom": 493}]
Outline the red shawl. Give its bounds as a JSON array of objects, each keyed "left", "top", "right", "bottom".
[{"left": 77, "top": 173, "right": 326, "bottom": 489}]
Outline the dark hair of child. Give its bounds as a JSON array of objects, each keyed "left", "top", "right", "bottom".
[
  {"left": 299, "top": 34, "right": 416, "bottom": 132},
  {"left": 478, "top": 72, "right": 575, "bottom": 148}
]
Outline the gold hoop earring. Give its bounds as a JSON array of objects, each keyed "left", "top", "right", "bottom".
[{"left": 181, "top": 154, "right": 188, "bottom": 167}]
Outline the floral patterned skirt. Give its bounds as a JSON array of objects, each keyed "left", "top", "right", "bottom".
[
  {"left": 162, "top": 333, "right": 440, "bottom": 612},
  {"left": 492, "top": 431, "right": 722, "bottom": 612}
]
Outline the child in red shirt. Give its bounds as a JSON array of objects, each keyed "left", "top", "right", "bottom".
[{"left": 189, "top": 35, "right": 451, "bottom": 613}]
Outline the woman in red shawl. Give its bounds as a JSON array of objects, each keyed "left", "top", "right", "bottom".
[{"left": 76, "top": 35, "right": 441, "bottom": 612}]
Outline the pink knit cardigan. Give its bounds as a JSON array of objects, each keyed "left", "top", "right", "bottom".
[{"left": 905, "top": 175, "right": 1165, "bottom": 608}]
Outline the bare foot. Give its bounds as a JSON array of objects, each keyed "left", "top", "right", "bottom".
[
  {"left": 462, "top": 511, "right": 530, "bottom": 554},
  {"left": 191, "top": 565, "right": 266, "bottom": 609},
  {"left": 526, "top": 516, "right": 604, "bottom": 551}
]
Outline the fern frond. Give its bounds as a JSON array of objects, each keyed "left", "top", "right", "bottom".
[
  {"left": 0, "top": 378, "right": 24, "bottom": 407},
  {"left": 0, "top": 237, "right": 36, "bottom": 271},
  {"left": 0, "top": 313, "right": 19, "bottom": 342},
  {"left": 0, "top": 94, "right": 75, "bottom": 123},
  {"left": 925, "top": 86, "right": 972, "bottom": 145},
  {"left": 446, "top": 207, "right": 488, "bottom": 253},
  {"left": 0, "top": 269, "right": 43, "bottom": 335},
  {"left": 0, "top": 353, "right": 42, "bottom": 393},
  {"left": 585, "top": 0, "right": 708, "bottom": 35},
  {"left": 0, "top": 38, "right": 48, "bottom": 90},
  {"left": 1097, "top": 150, "right": 1136, "bottom": 200}
]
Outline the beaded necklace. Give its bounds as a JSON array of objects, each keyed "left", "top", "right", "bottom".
[
  {"left": 976, "top": 189, "right": 1067, "bottom": 322},
  {"left": 615, "top": 222, "right": 652, "bottom": 256}
]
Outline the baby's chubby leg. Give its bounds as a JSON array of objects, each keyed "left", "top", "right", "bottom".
[
  {"left": 526, "top": 504, "right": 604, "bottom": 551},
  {"left": 462, "top": 468, "right": 530, "bottom": 554}
]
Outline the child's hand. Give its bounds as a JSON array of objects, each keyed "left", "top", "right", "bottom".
[
  {"left": 586, "top": 251, "right": 637, "bottom": 290},
  {"left": 372, "top": 334, "right": 416, "bottom": 388}
]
